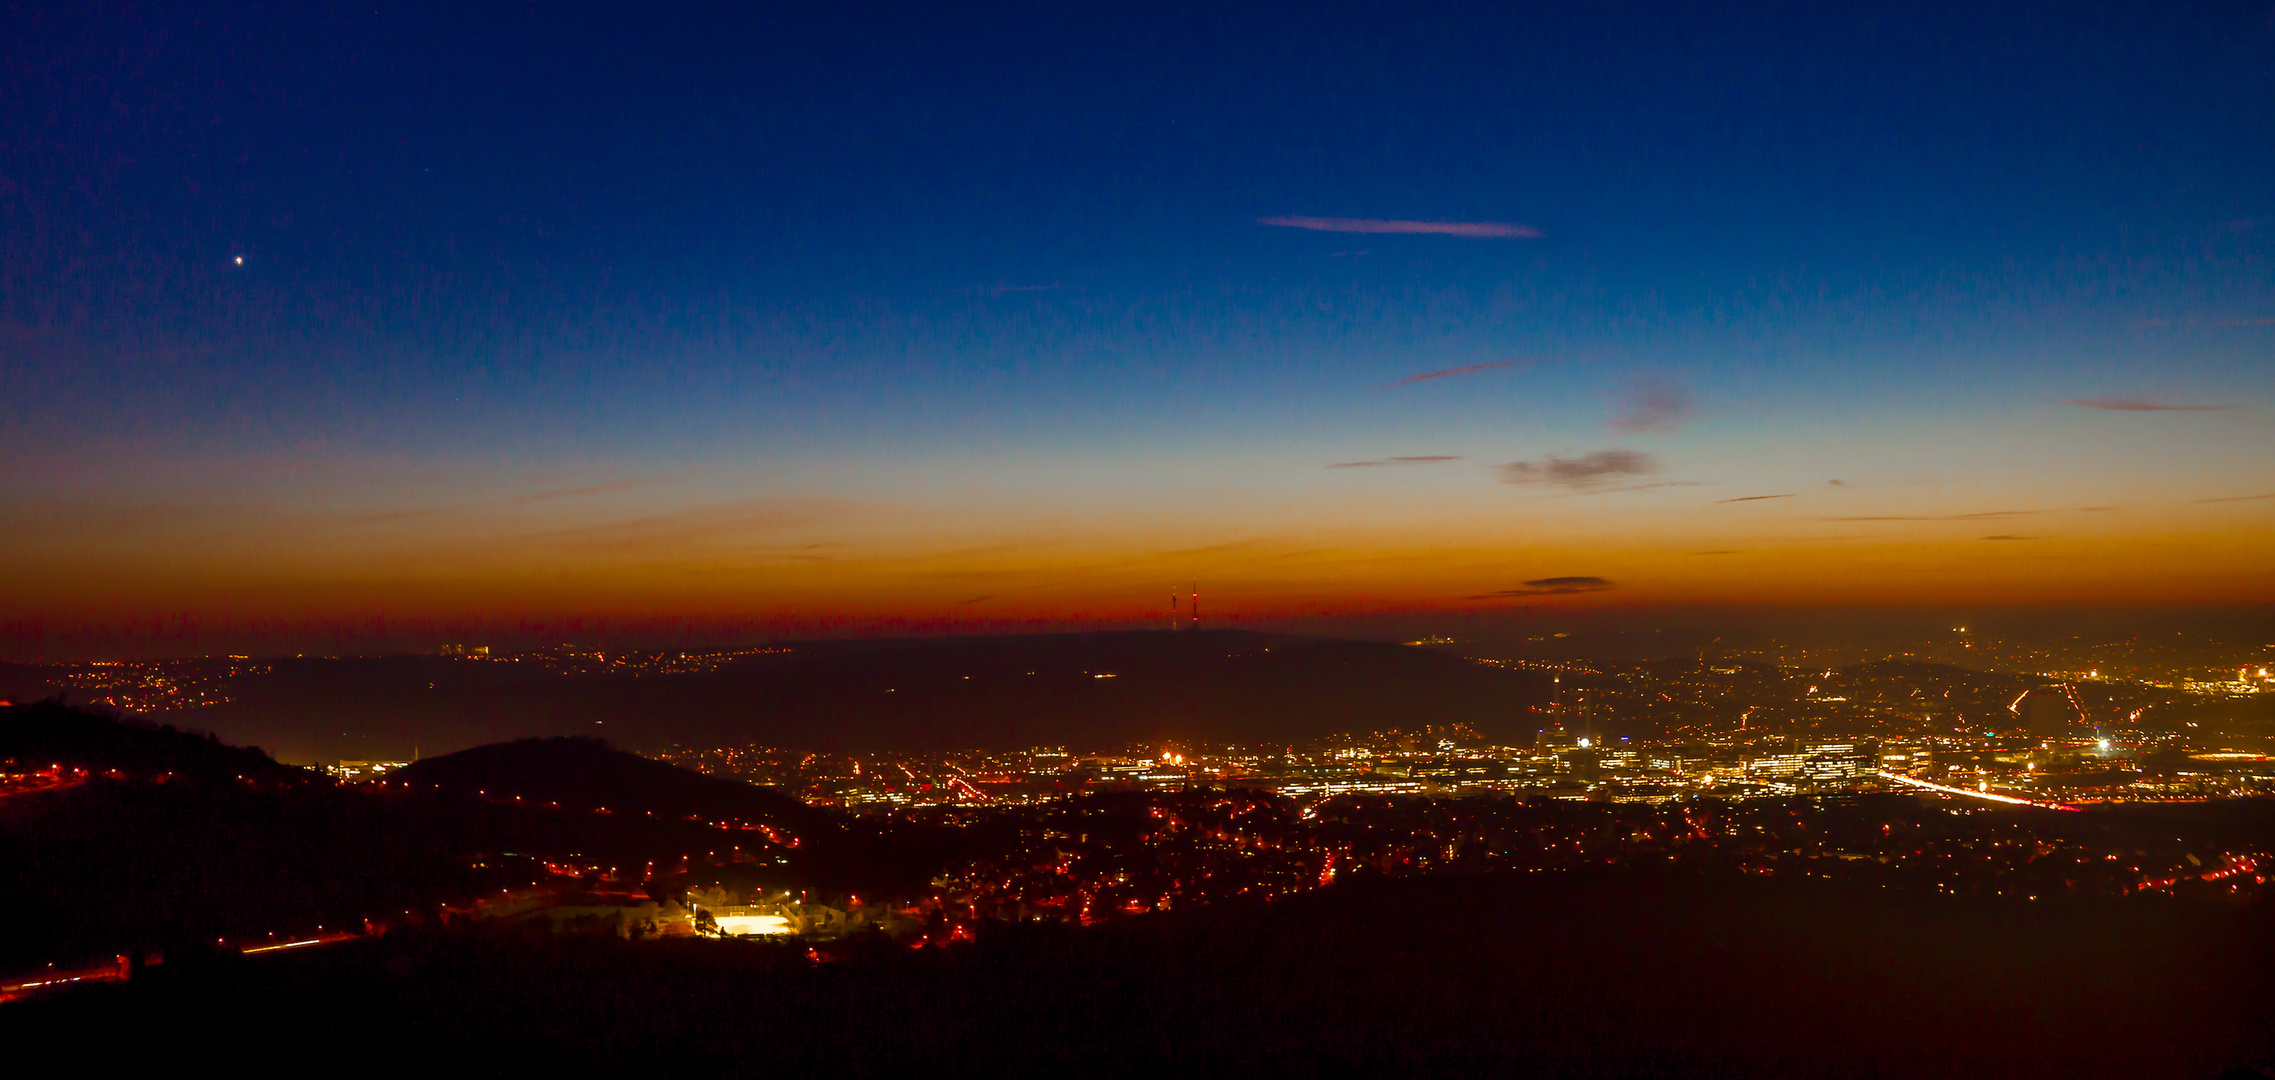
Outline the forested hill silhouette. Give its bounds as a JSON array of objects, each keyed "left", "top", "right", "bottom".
[
  {"left": 0, "top": 700, "right": 305, "bottom": 784},
  {"left": 11, "top": 870, "right": 2274, "bottom": 1077},
  {"left": 1, "top": 718, "right": 948, "bottom": 974},
  {"left": 391, "top": 736, "right": 823, "bottom": 829}
]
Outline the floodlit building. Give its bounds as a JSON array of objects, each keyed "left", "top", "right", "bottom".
[
  {"left": 326, "top": 760, "right": 408, "bottom": 782},
  {"left": 1746, "top": 741, "right": 1878, "bottom": 791}
]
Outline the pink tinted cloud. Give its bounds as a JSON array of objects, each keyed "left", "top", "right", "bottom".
[
  {"left": 1380, "top": 359, "right": 1524, "bottom": 388},
  {"left": 1607, "top": 377, "right": 1695, "bottom": 435},
  {"left": 1327, "top": 455, "right": 1463, "bottom": 468},
  {"left": 1259, "top": 216, "right": 1543, "bottom": 239},
  {"left": 1499, "top": 450, "right": 1657, "bottom": 489}
]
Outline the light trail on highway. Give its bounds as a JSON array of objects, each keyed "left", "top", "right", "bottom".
[{"left": 1877, "top": 771, "right": 2084, "bottom": 812}]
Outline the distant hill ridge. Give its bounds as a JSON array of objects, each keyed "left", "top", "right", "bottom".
[
  {"left": 391, "top": 736, "right": 819, "bottom": 829},
  {"left": 40, "top": 629, "right": 1553, "bottom": 761}
]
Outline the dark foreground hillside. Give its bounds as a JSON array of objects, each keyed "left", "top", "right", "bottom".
[
  {"left": 10, "top": 871, "right": 2273, "bottom": 1079},
  {"left": 0, "top": 708, "right": 954, "bottom": 973}
]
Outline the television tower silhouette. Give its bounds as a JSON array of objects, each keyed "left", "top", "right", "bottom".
[{"left": 1168, "top": 583, "right": 1200, "bottom": 630}]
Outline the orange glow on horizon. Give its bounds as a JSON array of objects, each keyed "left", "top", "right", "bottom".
[{"left": 4, "top": 454, "right": 2270, "bottom": 655}]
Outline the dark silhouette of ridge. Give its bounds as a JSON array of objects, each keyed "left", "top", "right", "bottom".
[
  {"left": 9, "top": 870, "right": 2273, "bottom": 1077},
  {"left": 392, "top": 736, "right": 820, "bottom": 829},
  {"left": 0, "top": 724, "right": 900, "bottom": 974},
  {"left": 0, "top": 700, "right": 305, "bottom": 784}
]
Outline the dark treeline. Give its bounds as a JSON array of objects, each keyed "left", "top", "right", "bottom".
[
  {"left": 6, "top": 870, "right": 2273, "bottom": 1078},
  {"left": 0, "top": 698, "right": 302, "bottom": 783}
]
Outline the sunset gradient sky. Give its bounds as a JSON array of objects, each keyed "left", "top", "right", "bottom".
[{"left": 4, "top": 1, "right": 2272, "bottom": 658}]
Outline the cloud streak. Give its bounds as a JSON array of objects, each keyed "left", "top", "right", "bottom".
[
  {"left": 1379, "top": 358, "right": 1524, "bottom": 388},
  {"left": 2196, "top": 493, "right": 2275, "bottom": 503},
  {"left": 1819, "top": 510, "right": 2040, "bottom": 521},
  {"left": 1465, "top": 576, "right": 1615, "bottom": 599},
  {"left": 2061, "top": 396, "right": 2232, "bottom": 412},
  {"left": 1499, "top": 450, "right": 1656, "bottom": 490},
  {"left": 1259, "top": 216, "right": 1543, "bottom": 239},
  {"left": 1607, "top": 377, "right": 1694, "bottom": 436},
  {"left": 345, "top": 477, "right": 655, "bottom": 525},
  {"left": 1717, "top": 493, "right": 1796, "bottom": 503},
  {"left": 1326, "top": 455, "right": 1463, "bottom": 469}
]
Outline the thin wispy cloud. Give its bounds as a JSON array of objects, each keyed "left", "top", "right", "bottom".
[
  {"left": 1607, "top": 377, "right": 1694, "bottom": 436},
  {"left": 2196, "top": 493, "right": 2275, "bottom": 503},
  {"left": 1465, "top": 576, "right": 1615, "bottom": 599},
  {"left": 1380, "top": 358, "right": 1524, "bottom": 388},
  {"left": 2061, "top": 396, "right": 2232, "bottom": 412},
  {"left": 1717, "top": 493, "right": 1795, "bottom": 503},
  {"left": 503, "top": 479, "right": 652, "bottom": 506},
  {"left": 1499, "top": 450, "right": 1656, "bottom": 490},
  {"left": 1326, "top": 455, "right": 1463, "bottom": 469},
  {"left": 1260, "top": 216, "right": 1543, "bottom": 239},
  {"left": 1979, "top": 534, "right": 2038, "bottom": 541},
  {"left": 1576, "top": 480, "right": 1703, "bottom": 496},
  {"left": 346, "top": 477, "right": 654, "bottom": 525},
  {"left": 503, "top": 496, "right": 863, "bottom": 550},
  {"left": 1690, "top": 549, "right": 1745, "bottom": 556},
  {"left": 1819, "top": 510, "right": 2040, "bottom": 521}
]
